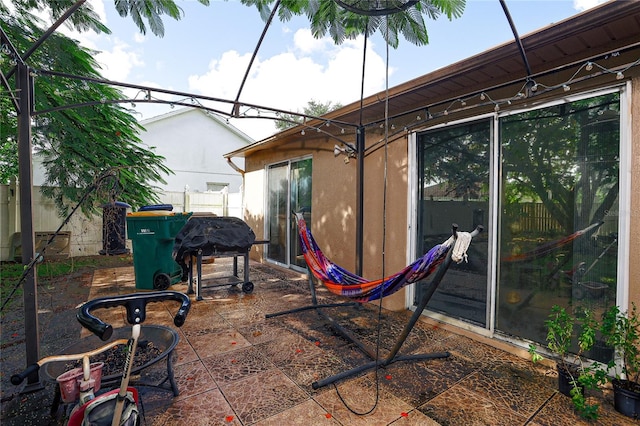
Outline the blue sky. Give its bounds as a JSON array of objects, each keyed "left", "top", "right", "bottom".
[{"left": 67, "top": 0, "right": 607, "bottom": 140}]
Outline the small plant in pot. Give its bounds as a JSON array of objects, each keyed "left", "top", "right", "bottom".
[
  {"left": 529, "top": 305, "right": 606, "bottom": 420},
  {"left": 600, "top": 303, "right": 640, "bottom": 419}
]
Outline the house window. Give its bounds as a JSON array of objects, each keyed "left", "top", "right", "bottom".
[
  {"left": 206, "top": 182, "right": 229, "bottom": 192},
  {"left": 266, "top": 157, "right": 312, "bottom": 270},
  {"left": 415, "top": 90, "right": 621, "bottom": 360}
]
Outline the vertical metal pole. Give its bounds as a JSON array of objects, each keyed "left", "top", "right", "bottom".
[
  {"left": 17, "top": 62, "right": 41, "bottom": 386},
  {"left": 356, "top": 126, "right": 365, "bottom": 276}
]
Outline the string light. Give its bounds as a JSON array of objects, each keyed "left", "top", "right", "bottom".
[{"left": 33, "top": 52, "right": 638, "bottom": 139}]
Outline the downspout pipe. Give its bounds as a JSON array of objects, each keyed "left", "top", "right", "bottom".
[{"left": 226, "top": 158, "right": 245, "bottom": 176}]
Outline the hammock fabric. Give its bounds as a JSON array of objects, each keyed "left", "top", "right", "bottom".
[
  {"left": 295, "top": 213, "right": 453, "bottom": 302},
  {"left": 501, "top": 221, "right": 603, "bottom": 263}
]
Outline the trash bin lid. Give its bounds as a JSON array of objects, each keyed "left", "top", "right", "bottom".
[
  {"left": 139, "top": 204, "right": 173, "bottom": 212},
  {"left": 127, "top": 211, "right": 175, "bottom": 217}
]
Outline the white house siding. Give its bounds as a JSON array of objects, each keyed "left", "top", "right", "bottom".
[{"left": 139, "top": 108, "right": 251, "bottom": 193}]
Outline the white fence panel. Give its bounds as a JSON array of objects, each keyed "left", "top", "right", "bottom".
[{"left": 1, "top": 185, "right": 243, "bottom": 261}]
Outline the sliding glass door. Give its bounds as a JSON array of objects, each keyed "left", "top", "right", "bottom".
[
  {"left": 415, "top": 120, "right": 491, "bottom": 327},
  {"left": 266, "top": 158, "right": 312, "bottom": 269},
  {"left": 498, "top": 92, "right": 619, "bottom": 355},
  {"left": 414, "top": 90, "right": 621, "bottom": 361}
]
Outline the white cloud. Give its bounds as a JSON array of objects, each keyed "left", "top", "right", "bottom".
[
  {"left": 572, "top": 0, "right": 608, "bottom": 12},
  {"left": 41, "top": 0, "right": 143, "bottom": 83},
  {"left": 187, "top": 29, "right": 390, "bottom": 140},
  {"left": 87, "top": 0, "right": 107, "bottom": 23},
  {"left": 293, "top": 29, "right": 334, "bottom": 54},
  {"left": 94, "top": 39, "right": 144, "bottom": 81}
]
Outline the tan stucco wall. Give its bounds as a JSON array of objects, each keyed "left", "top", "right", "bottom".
[
  {"left": 243, "top": 131, "right": 410, "bottom": 311},
  {"left": 243, "top": 80, "right": 640, "bottom": 314}
]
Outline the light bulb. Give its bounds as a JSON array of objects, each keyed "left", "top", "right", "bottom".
[
  {"left": 301, "top": 130, "right": 305, "bottom": 135},
  {"left": 494, "top": 104, "right": 500, "bottom": 112},
  {"left": 563, "top": 84, "right": 570, "bottom": 92},
  {"left": 585, "top": 62, "right": 593, "bottom": 71},
  {"left": 480, "top": 93, "right": 486, "bottom": 101},
  {"left": 416, "top": 115, "right": 422, "bottom": 121},
  {"left": 616, "top": 71, "right": 624, "bottom": 80}
]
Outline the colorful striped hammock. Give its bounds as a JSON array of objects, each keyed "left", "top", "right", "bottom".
[
  {"left": 295, "top": 213, "right": 461, "bottom": 302},
  {"left": 501, "top": 221, "right": 603, "bottom": 263}
]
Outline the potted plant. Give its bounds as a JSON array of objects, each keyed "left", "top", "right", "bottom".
[
  {"left": 529, "top": 305, "right": 606, "bottom": 420},
  {"left": 600, "top": 303, "right": 640, "bottom": 419}
]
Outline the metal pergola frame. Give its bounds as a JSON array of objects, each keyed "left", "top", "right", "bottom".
[{"left": 1, "top": 0, "right": 534, "bottom": 389}]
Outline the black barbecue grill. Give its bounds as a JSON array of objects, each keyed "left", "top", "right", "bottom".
[{"left": 173, "top": 216, "right": 263, "bottom": 300}]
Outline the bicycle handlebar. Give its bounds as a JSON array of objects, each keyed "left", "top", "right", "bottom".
[
  {"left": 77, "top": 291, "right": 191, "bottom": 341},
  {"left": 11, "top": 338, "right": 130, "bottom": 386}
]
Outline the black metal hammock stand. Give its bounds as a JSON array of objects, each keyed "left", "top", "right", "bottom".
[{"left": 266, "top": 217, "right": 483, "bottom": 389}]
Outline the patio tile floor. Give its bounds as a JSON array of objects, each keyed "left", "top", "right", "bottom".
[{"left": 2, "top": 258, "right": 638, "bottom": 425}]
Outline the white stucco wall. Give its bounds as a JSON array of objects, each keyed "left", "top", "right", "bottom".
[
  {"left": 140, "top": 108, "right": 252, "bottom": 193},
  {"left": 31, "top": 107, "right": 253, "bottom": 194}
]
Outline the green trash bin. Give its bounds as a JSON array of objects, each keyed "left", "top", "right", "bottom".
[{"left": 126, "top": 211, "right": 192, "bottom": 290}]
